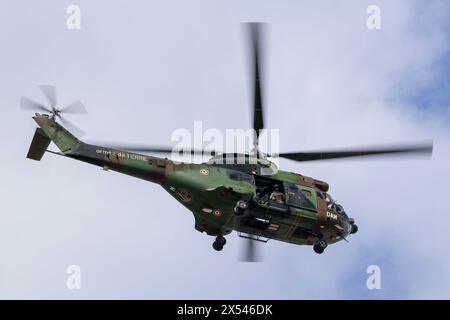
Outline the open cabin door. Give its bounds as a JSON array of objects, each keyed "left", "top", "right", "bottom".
[{"left": 253, "top": 176, "right": 289, "bottom": 213}]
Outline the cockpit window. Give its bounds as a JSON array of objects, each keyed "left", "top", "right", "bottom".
[
  {"left": 227, "top": 171, "right": 255, "bottom": 184},
  {"left": 301, "top": 189, "right": 312, "bottom": 197},
  {"left": 323, "top": 192, "right": 348, "bottom": 217},
  {"left": 316, "top": 190, "right": 326, "bottom": 200},
  {"left": 285, "top": 183, "right": 316, "bottom": 211}
]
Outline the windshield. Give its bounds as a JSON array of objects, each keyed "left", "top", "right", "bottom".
[{"left": 324, "top": 193, "right": 348, "bottom": 217}]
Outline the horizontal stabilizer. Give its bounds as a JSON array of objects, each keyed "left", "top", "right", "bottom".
[{"left": 27, "top": 128, "right": 51, "bottom": 161}]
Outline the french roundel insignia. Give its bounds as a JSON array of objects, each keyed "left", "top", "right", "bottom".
[{"left": 213, "top": 209, "right": 222, "bottom": 217}]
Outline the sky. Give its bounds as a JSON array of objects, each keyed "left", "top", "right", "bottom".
[{"left": 0, "top": 0, "right": 450, "bottom": 299}]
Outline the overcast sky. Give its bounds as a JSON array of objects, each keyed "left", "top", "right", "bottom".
[{"left": 1, "top": 0, "right": 450, "bottom": 299}]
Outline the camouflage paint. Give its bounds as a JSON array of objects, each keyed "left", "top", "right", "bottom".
[{"left": 31, "top": 114, "right": 353, "bottom": 248}]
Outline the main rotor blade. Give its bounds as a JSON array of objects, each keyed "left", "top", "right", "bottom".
[
  {"left": 276, "top": 142, "right": 433, "bottom": 162},
  {"left": 61, "top": 100, "right": 88, "bottom": 114},
  {"left": 39, "top": 85, "right": 57, "bottom": 108},
  {"left": 245, "top": 23, "right": 266, "bottom": 152},
  {"left": 20, "top": 97, "right": 51, "bottom": 113},
  {"left": 58, "top": 115, "right": 85, "bottom": 138},
  {"left": 94, "top": 144, "right": 218, "bottom": 156},
  {"left": 240, "top": 235, "right": 260, "bottom": 262}
]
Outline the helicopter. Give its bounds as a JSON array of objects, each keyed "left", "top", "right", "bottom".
[{"left": 22, "top": 23, "right": 432, "bottom": 260}]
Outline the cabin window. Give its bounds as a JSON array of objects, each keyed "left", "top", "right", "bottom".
[
  {"left": 227, "top": 171, "right": 254, "bottom": 184},
  {"left": 284, "top": 183, "right": 316, "bottom": 211},
  {"left": 301, "top": 189, "right": 312, "bottom": 197}
]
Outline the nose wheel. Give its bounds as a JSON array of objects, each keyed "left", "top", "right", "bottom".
[
  {"left": 212, "top": 235, "right": 227, "bottom": 251},
  {"left": 313, "top": 239, "right": 327, "bottom": 254}
]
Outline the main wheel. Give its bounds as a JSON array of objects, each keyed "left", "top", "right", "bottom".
[
  {"left": 212, "top": 241, "right": 223, "bottom": 251},
  {"left": 313, "top": 239, "right": 327, "bottom": 254},
  {"left": 313, "top": 244, "right": 324, "bottom": 254},
  {"left": 216, "top": 235, "right": 226, "bottom": 247},
  {"left": 317, "top": 239, "right": 327, "bottom": 249},
  {"left": 212, "top": 235, "right": 226, "bottom": 251},
  {"left": 234, "top": 200, "right": 248, "bottom": 216}
]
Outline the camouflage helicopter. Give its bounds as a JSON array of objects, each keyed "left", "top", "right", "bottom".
[{"left": 22, "top": 23, "right": 432, "bottom": 259}]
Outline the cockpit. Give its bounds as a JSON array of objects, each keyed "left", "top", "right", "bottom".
[{"left": 317, "top": 190, "right": 348, "bottom": 218}]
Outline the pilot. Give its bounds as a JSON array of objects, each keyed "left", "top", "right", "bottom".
[{"left": 270, "top": 184, "right": 285, "bottom": 204}]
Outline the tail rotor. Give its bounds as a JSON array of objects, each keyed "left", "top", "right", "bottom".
[{"left": 20, "top": 85, "right": 87, "bottom": 137}]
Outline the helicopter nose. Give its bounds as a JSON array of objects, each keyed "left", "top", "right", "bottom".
[{"left": 350, "top": 223, "right": 358, "bottom": 234}]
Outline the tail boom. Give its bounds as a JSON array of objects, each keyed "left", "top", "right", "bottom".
[{"left": 30, "top": 114, "right": 168, "bottom": 185}]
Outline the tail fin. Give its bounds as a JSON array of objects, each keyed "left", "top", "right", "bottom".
[
  {"left": 31, "top": 114, "right": 81, "bottom": 155},
  {"left": 27, "top": 128, "right": 51, "bottom": 161}
]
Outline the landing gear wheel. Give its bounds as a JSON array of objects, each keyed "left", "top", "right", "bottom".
[
  {"left": 212, "top": 241, "right": 223, "bottom": 251},
  {"left": 216, "top": 235, "right": 226, "bottom": 246},
  {"left": 351, "top": 224, "right": 358, "bottom": 234},
  {"left": 313, "top": 245, "right": 324, "bottom": 254},
  {"left": 233, "top": 200, "right": 248, "bottom": 216},
  {"left": 313, "top": 239, "right": 327, "bottom": 254},
  {"left": 212, "top": 236, "right": 226, "bottom": 251}
]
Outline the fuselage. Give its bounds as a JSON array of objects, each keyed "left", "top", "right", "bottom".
[{"left": 32, "top": 114, "right": 355, "bottom": 248}]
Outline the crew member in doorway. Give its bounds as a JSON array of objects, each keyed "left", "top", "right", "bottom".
[{"left": 270, "top": 184, "right": 285, "bottom": 204}]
